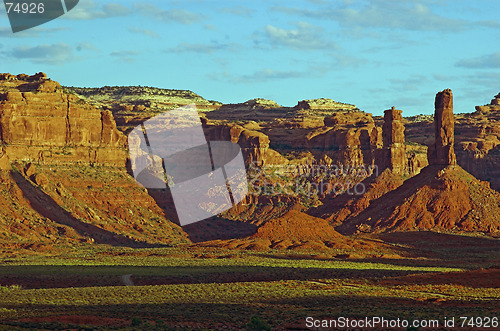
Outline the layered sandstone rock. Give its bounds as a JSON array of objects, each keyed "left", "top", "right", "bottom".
[
  {"left": 307, "top": 109, "right": 426, "bottom": 176},
  {"left": 429, "top": 89, "right": 456, "bottom": 165},
  {"left": 381, "top": 107, "right": 406, "bottom": 174},
  {"left": 218, "top": 98, "right": 281, "bottom": 112},
  {"left": 323, "top": 111, "right": 373, "bottom": 127},
  {"left": 334, "top": 91, "right": 500, "bottom": 235},
  {"left": 0, "top": 73, "right": 190, "bottom": 248},
  {"left": 455, "top": 92, "right": 500, "bottom": 190},
  {"left": 305, "top": 112, "right": 381, "bottom": 167},
  {"left": 66, "top": 85, "right": 222, "bottom": 111},
  {"left": 295, "top": 98, "right": 359, "bottom": 111},
  {"left": 310, "top": 108, "right": 425, "bottom": 226},
  {"left": 203, "top": 122, "right": 287, "bottom": 166},
  {"left": 66, "top": 86, "right": 222, "bottom": 135},
  {"left": 474, "top": 92, "right": 500, "bottom": 113},
  {"left": 404, "top": 92, "right": 500, "bottom": 190},
  {"left": 0, "top": 73, "right": 127, "bottom": 166}
]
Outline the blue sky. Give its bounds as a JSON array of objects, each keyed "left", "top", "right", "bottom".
[{"left": 1, "top": 0, "right": 499, "bottom": 116}]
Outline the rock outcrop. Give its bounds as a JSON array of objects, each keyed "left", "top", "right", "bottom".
[
  {"left": 307, "top": 109, "right": 427, "bottom": 176},
  {"left": 66, "top": 86, "right": 222, "bottom": 134},
  {"left": 381, "top": 107, "right": 406, "bottom": 174},
  {"left": 66, "top": 85, "right": 222, "bottom": 111},
  {"left": 203, "top": 122, "right": 287, "bottom": 166},
  {"left": 305, "top": 112, "right": 381, "bottom": 167},
  {"left": 218, "top": 98, "right": 281, "bottom": 112},
  {"left": 404, "top": 92, "right": 500, "bottom": 191},
  {"left": 474, "top": 92, "right": 500, "bottom": 114},
  {"left": 455, "top": 92, "right": 500, "bottom": 190},
  {"left": 334, "top": 90, "right": 500, "bottom": 235},
  {"left": 429, "top": 89, "right": 456, "bottom": 165},
  {"left": 295, "top": 98, "right": 359, "bottom": 111},
  {"left": 0, "top": 73, "right": 190, "bottom": 248},
  {"left": 323, "top": 111, "right": 373, "bottom": 127},
  {"left": 0, "top": 73, "right": 127, "bottom": 166}
]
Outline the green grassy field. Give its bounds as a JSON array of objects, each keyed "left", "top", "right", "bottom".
[{"left": 0, "top": 237, "right": 499, "bottom": 330}]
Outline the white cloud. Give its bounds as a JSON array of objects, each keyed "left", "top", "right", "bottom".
[
  {"left": 10, "top": 43, "right": 74, "bottom": 64},
  {"left": 220, "top": 6, "right": 254, "bottom": 17},
  {"left": 133, "top": 4, "right": 200, "bottom": 25},
  {"left": 0, "top": 26, "right": 68, "bottom": 38},
  {"left": 389, "top": 75, "right": 429, "bottom": 91},
  {"left": 256, "top": 22, "right": 337, "bottom": 50},
  {"left": 274, "top": 2, "right": 471, "bottom": 32},
  {"left": 128, "top": 27, "right": 160, "bottom": 38},
  {"left": 456, "top": 52, "right": 500, "bottom": 69},
  {"left": 110, "top": 50, "right": 140, "bottom": 62},
  {"left": 76, "top": 42, "right": 98, "bottom": 52},
  {"left": 64, "top": 1, "right": 131, "bottom": 20},
  {"left": 210, "top": 68, "right": 309, "bottom": 84},
  {"left": 166, "top": 42, "right": 238, "bottom": 54},
  {"left": 241, "top": 68, "right": 307, "bottom": 81}
]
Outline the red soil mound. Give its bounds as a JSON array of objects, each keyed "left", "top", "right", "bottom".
[
  {"left": 195, "top": 210, "right": 352, "bottom": 250},
  {"left": 337, "top": 165, "right": 500, "bottom": 234},
  {"left": 311, "top": 169, "right": 405, "bottom": 226},
  {"left": 252, "top": 210, "right": 345, "bottom": 242}
]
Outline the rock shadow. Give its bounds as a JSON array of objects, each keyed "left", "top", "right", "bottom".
[
  {"left": 11, "top": 171, "right": 158, "bottom": 248},
  {"left": 146, "top": 186, "right": 257, "bottom": 243}
]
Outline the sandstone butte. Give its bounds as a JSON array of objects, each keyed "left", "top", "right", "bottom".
[
  {"left": 0, "top": 73, "right": 189, "bottom": 248},
  {"left": 0, "top": 72, "right": 127, "bottom": 167},
  {"left": 334, "top": 89, "right": 500, "bottom": 235},
  {"left": 310, "top": 106, "right": 420, "bottom": 225}
]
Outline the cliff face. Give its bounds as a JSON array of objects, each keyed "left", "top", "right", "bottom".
[
  {"left": 203, "top": 122, "right": 287, "bottom": 166},
  {"left": 294, "top": 98, "right": 359, "bottom": 111},
  {"left": 428, "top": 89, "right": 456, "bottom": 165},
  {"left": 306, "top": 112, "right": 380, "bottom": 168},
  {"left": 307, "top": 109, "right": 427, "bottom": 175},
  {"left": 456, "top": 92, "right": 500, "bottom": 190},
  {"left": 475, "top": 93, "right": 500, "bottom": 113},
  {"left": 0, "top": 73, "right": 127, "bottom": 166},
  {"left": 0, "top": 73, "right": 189, "bottom": 248}
]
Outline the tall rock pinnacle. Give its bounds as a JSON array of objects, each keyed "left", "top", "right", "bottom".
[
  {"left": 382, "top": 106, "right": 405, "bottom": 173},
  {"left": 429, "top": 89, "right": 456, "bottom": 165}
]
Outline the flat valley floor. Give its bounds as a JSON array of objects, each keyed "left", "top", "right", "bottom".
[{"left": 0, "top": 231, "right": 499, "bottom": 330}]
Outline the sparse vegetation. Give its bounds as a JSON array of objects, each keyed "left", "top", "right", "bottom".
[{"left": 0, "top": 241, "right": 498, "bottom": 329}]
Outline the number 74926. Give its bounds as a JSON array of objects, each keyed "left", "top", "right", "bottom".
[
  {"left": 5, "top": 2, "right": 45, "bottom": 14},
  {"left": 459, "top": 317, "right": 498, "bottom": 328}
]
